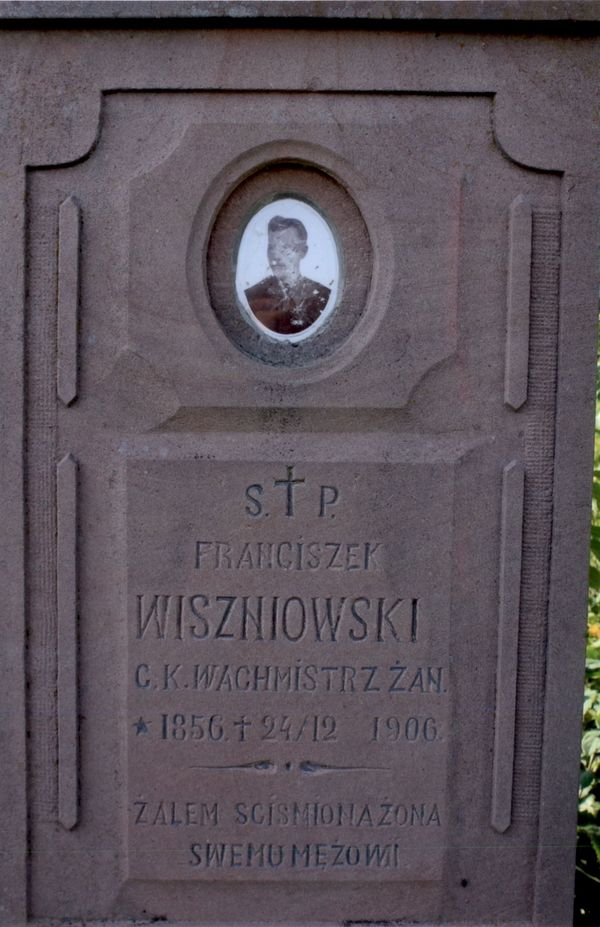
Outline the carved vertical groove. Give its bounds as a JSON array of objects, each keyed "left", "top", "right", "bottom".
[
  {"left": 504, "top": 195, "right": 532, "bottom": 411},
  {"left": 27, "top": 196, "right": 59, "bottom": 821},
  {"left": 492, "top": 459, "right": 525, "bottom": 833},
  {"left": 57, "top": 453, "right": 79, "bottom": 830},
  {"left": 57, "top": 195, "right": 80, "bottom": 406},
  {"left": 513, "top": 208, "right": 561, "bottom": 825}
]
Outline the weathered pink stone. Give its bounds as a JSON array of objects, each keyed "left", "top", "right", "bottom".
[{"left": 1, "top": 3, "right": 598, "bottom": 924}]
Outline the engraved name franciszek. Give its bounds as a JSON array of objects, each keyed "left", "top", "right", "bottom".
[{"left": 194, "top": 540, "right": 383, "bottom": 572}]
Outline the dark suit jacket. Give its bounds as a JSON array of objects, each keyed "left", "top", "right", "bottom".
[{"left": 245, "top": 275, "right": 331, "bottom": 335}]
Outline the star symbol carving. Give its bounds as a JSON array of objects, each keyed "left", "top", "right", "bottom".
[{"left": 133, "top": 717, "right": 150, "bottom": 736}]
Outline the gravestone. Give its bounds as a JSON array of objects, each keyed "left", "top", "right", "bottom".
[{"left": 1, "top": 3, "right": 599, "bottom": 925}]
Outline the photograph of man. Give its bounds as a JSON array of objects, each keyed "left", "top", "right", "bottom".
[{"left": 244, "top": 216, "right": 331, "bottom": 335}]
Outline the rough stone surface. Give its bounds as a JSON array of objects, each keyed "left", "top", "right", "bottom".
[
  {"left": 1, "top": 1, "right": 600, "bottom": 20},
  {"left": 1, "top": 3, "right": 599, "bottom": 926}
]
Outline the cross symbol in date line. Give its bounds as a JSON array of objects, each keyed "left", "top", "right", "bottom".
[{"left": 232, "top": 715, "right": 252, "bottom": 741}]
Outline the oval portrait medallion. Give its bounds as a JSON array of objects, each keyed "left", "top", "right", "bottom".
[
  {"left": 235, "top": 199, "right": 340, "bottom": 343},
  {"left": 202, "top": 161, "right": 372, "bottom": 367}
]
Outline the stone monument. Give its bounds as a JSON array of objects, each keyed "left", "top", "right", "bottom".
[{"left": 1, "top": 3, "right": 599, "bottom": 925}]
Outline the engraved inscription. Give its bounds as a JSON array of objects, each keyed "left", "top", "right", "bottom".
[
  {"left": 134, "top": 593, "right": 419, "bottom": 643},
  {"left": 245, "top": 467, "right": 338, "bottom": 519},
  {"left": 127, "top": 459, "right": 452, "bottom": 881},
  {"left": 195, "top": 540, "right": 382, "bottom": 572}
]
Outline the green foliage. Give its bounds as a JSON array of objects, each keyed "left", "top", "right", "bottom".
[
  {"left": 575, "top": 341, "right": 600, "bottom": 925},
  {"left": 578, "top": 635, "right": 600, "bottom": 822}
]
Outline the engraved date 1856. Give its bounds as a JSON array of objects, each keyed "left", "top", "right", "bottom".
[{"left": 158, "top": 713, "right": 338, "bottom": 743}]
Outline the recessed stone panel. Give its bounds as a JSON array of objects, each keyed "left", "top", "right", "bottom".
[{"left": 126, "top": 453, "right": 453, "bottom": 881}]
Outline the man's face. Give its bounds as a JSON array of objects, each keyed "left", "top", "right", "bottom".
[{"left": 267, "top": 228, "right": 307, "bottom": 284}]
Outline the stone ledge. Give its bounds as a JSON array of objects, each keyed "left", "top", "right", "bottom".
[{"left": 0, "top": 0, "right": 599, "bottom": 22}]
